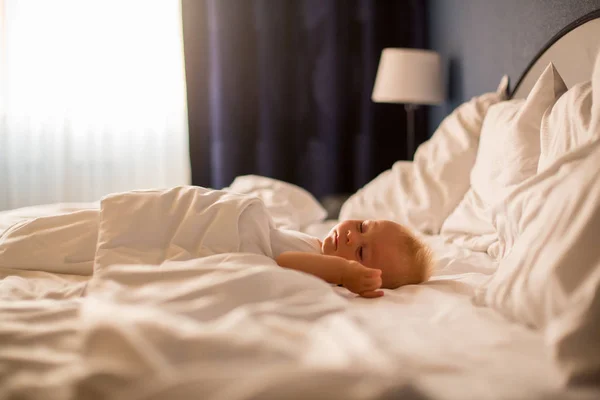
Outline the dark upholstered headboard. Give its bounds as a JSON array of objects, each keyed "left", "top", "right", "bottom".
[
  {"left": 427, "top": 0, "right": 600, "bottom": 136},
  {"left": 511, "top": 11, "right": 600, "bottom": 99}
]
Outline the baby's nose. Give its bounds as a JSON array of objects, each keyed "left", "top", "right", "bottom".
[{"left": 346, "top": 230, "right": 353, "bottom": 244}]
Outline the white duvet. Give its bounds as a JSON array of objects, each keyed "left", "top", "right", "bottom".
[
  {"left": 1, "top": 181, "right": 597, "bottom": 400},
  {"left": 0, "top": 178, "right": 325, "bottom": 276},
  {"left": 0, "top": 185, "right": 398, "bottom": 400}
]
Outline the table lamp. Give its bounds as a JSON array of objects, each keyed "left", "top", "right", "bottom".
[{"left": 372, "top": 48, "right": 444, "bottom": 159}]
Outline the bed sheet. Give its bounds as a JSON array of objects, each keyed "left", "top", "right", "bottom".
[
  {"left": 1, "top": 211, "right": 599, "bottom": 400},
  {"left": 305, "top": 222, "right": 600, "bottom": 400}
]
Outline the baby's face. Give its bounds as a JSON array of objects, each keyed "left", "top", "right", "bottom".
[{"left": 322, "top": 220, "right": 409, "bottom": 288}]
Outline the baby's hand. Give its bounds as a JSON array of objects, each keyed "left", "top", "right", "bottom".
[{"left": 341, "top": 261, "right": 384, "bottom": 298}]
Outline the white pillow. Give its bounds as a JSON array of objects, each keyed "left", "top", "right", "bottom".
[
  {"left": 474, "top": 137, "right": 600, "bottom": 384},
  {"left": 441, "top": 63, "right": 567, "bottom": 252},
  {"left": 547, "top": 50, "right": 600, "bottom": 385},
  {"left": 538, "top": 81, "right": 593, "bottom": 172},
  {"left": 339, "top": 76, "right": 508, "bottom": 234}
]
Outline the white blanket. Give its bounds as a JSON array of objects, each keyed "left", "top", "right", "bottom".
[
  {"left": 0, "top": 209, "right": 99, "bottom": 275},
  {"left": 2, "top": 253, "right": 369, "bottom": 395},
  {"left": 94, "top": 186, "right": 277, "bottom": 273},
  {"left": 3, "top": 185, "right": 402, "bottom": 399},
  {"left": 0, "top": 180, "right": 326, "bottom": 276},
  {"left": 1, "top": 254, "right": 404, "bottom": 400}
]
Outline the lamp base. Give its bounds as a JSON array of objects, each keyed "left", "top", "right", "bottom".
[{"left": 405, "top": 104, "right": 418, "bottom": 160}]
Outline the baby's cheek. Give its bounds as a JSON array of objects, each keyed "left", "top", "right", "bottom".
[
  {"left": 324, "top": 245, "right": 338, "bottom": 257},
  {"left": 337, "top": 252, "right": 357, "bottom": 263}
]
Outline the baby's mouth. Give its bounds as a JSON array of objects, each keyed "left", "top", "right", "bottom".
[{"left": 334, "top": 230, "right": 338, "bottom": 250}]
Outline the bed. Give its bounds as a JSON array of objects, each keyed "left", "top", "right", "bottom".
[{"left": 2, "top": 10, "right": 600, "bottom": 400}]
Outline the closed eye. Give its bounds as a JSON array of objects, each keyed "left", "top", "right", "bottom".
[{"left": 358, "top": 246, "right": 363, "bottom": 261}]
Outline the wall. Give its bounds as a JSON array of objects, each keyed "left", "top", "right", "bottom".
[{"left": 427, "top": 0, "right": 600, "bottom": 136}]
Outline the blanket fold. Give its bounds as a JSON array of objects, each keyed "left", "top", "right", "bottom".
[{"left": 94, "top": 186, "right": 276, "bottom": 273}]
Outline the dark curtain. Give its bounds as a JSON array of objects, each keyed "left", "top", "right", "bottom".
[{"left": 182, "top": 0, "right": 428, "bottom": 199}]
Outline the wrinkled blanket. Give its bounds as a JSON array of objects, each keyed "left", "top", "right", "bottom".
[
  {"left": 0, "top": 181, "right": 326, "bottom": 276},
  {"left": 2, "top": 183, "right": 409, "bottom": 400},
  {"left": 94, "top": 186, "right": 278, "bottom": 273},
  {"left": 2, "top": 252, "right": 405, "bottom": 400}
]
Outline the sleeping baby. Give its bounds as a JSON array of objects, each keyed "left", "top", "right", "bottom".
[
  {"left": 271, "top": 218, "right": 434, "bottom": 298},
  {"left": 0, "top": 185, "right": 434, "bottom": 298},
  {"left": 98, "top": 186, "right": 435, "bottom": 298}
]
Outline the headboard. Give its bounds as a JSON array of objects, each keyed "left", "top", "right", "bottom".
[
  {"left": 512, "top": 11, "right": 600, "bottom": 99},
  {"left": 428, "top": 0, "right": 600, "bottom": 136}
]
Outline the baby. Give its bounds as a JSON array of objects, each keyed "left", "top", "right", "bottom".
[{"left": 275, "top": 219, "right": 434, "bottom": 298}]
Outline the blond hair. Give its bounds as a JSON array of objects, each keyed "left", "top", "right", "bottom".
[
  {"left": 384, "top": 225, "right": 435, "bottom": 289},
  {"left": 406, "top": 235, "right": 435, "bottom": 284}
]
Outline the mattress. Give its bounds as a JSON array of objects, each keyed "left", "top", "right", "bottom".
[{"left": 1, "top": 205, "right": 597, "bottom": 400}]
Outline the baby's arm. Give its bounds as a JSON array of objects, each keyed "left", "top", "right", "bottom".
[{"left": 275, "top": 252, "right": 384, "bottom": 298}]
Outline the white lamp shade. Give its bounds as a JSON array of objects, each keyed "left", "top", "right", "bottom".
[{"left": 372, "top": 48, "right": 444, "bottom": 105}]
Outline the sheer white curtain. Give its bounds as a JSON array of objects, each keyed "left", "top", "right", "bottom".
[{"left": 0, "top": 0, "right": 190, "bottom": 211}]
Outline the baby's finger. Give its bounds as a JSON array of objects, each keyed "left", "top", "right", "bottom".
[
  {"left": 364, "top": 268, "right": 382, "bottom": 277},
  {"left": 362, "top": 277, "right": 382, "bottom": 291},
  {"left": 359, "top": 290, "right": 384, "bottom": 298}
]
